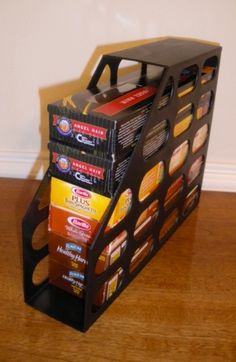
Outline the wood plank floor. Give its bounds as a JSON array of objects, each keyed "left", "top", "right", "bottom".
[{"left": 0, "top": 178, "right": 235, "bottom": 362}]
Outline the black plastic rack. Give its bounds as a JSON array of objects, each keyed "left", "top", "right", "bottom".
[{"left": 22, "top": 38, "right": 221, "bottom": 332}]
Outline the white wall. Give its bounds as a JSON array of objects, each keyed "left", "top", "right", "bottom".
[{"left": 0, "top": 0, "right": 235, "bottom": 191}]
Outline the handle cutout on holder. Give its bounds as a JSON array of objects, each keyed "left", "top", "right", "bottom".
[{"left": 201, "top": 56, "right": 218, "bottom": 85}]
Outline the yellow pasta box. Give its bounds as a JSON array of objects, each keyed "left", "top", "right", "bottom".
[
  {"left": 50, "top": 177, "right": 110, "bottom": 222},
  {"left": 50, "top": 177, "right": 132, "bottom": 235}
]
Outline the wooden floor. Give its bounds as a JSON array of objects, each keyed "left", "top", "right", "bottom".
[{"left": 0, "top": 178, "right": 236, "bottom": 362}]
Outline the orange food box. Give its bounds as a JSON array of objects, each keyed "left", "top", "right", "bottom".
[{"left": 49, "top": 205, "right": 100, "bottom": 244}]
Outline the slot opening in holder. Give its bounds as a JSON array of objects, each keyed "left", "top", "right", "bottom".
[
  {"left": 182, "top": 185, "right": 200, "bottom": 216},
  {"left": 197, "top": 91, "right": 214, "bottom": 120},
  {"left": 173, "top": 103, "right": 194, "bottom": 138},
  {"left": 177, "top": 65, "right": 198, "bottom": 97},
  {"left": 92, "top": 267, "right": 125, "bottom": 309},
  {"left": 192, "top": 124, "right": 209, "bottom": 154},
  {"left": 134, "top": 200, "right": 159, "bottom": 240},
  {"left": 143, "top": 119, "right": 169, "bottom": 160},
  {"left": 187, "top": 155, "right": 205, "bottom": 185},
  {"left": 201, "top": 56, "right": 218, "bottom": 84},
  {"left": 32, "top": 219, "right": 48, "bottom": 251},
  {"left": 159, "top": 208, "right": 179, "bottom": 241},
  {"left": 95, "top": 230, "right": 128, "bottom": 275},
  {"left": 138, "top": 161, "right": 165, "bottom": 202},
  {"left": 129, "top": 235, "right": 154, "bottom": 273},
  {"left": 32, "top": 255, "right": 49, "bottom": 286},
  {"left": 169, "top": 140, "right": 189, "bottom": 176}
]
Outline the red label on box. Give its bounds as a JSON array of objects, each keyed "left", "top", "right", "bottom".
[
  {"left": 94, "top": 86, "right": 156, "bottom": 116},
  {"left": 52, "top": 152, "right": 105, "bottom": 180},
  {"left": 53, "top": 115, "right": 107, "bottom": 140}
]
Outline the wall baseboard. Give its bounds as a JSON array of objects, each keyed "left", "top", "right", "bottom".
[
  {"left": 0, "top": 150, "right": 48, "bottom": 180},
  {"left": 203, "top": 162, "right": 236, "bottom": 192},
  {"left": 0, "top": 150, "right": 235, "bottom": 192}
]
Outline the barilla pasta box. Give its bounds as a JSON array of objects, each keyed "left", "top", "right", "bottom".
[
  {"left": 49, "top": 177, "right": 132, "bottom": 242},
  {"left": 49, "top": 230, "right": 127, "bottom": 274},
  {"left": 48, "top": 141, "right": 132, "bottom": 196},
  {"left": 48, "top": 75, "right": 162, "bottom": 159},
  {"left": 49, "top": 177, "right": 132, "bottom": 233},
  {"left": 49, "top": 205, "right": 98, "bottom": 244},
  {"left": 49, "top": 258, "right": 123, "bottom": 306},
  {"left": 50, "top": 177, "right": 110, "bottom": 228}
]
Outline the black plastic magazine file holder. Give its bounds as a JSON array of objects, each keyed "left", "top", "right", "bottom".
[{"left": 22, "top": 38, "right": 222, "bottom": 332}]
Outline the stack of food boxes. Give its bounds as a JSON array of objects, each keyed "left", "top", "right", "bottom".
[
  {"left": 47, "top": 69, "right": 164, "bottom": 305},
  {"left": 47, "top": 63, "right": 215, "bottom": 306}
]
